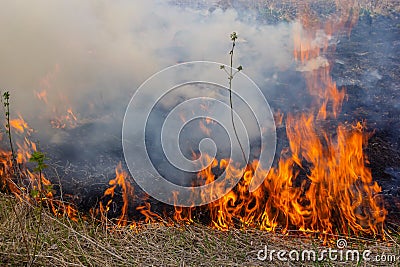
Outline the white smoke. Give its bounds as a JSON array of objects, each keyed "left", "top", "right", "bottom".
[{"left": 0, "top": 0, "right": 294, "bottom": 125}]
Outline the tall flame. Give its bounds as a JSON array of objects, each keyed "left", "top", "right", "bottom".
[{"left": 168, "top": 0, "right": 386, "bottom": 237}]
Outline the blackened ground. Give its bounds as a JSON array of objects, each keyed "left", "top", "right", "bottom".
[{"left": 332, "top": 12, "right": 400, "bottom": 221}]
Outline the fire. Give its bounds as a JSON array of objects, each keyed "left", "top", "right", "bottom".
[
  {"left": 50, "top": 106, "right": 79, "bottom": 129},
  {"left": 93, "top": 1, "right": 386, "bottom": 237},
  {"left": 166, "top": 116, "right": 384, "bottom": 236},
  {"left": 1, "top": 112, "right": 78, "bottom": 222},
  {"left": 35, "top": 65, "right": 81, "bottom": 129},
  {"left": 136, "top": 202, "right": 163, "bottom": 224},
  {"left": 167, "top": 0, "right": 385, "bottom": 236},
  {"left": 273, "top": 109, "right": 284, "bottom": 128},
  {"left": 9, "top": 116, "right": 30, "bottom": 134},
  {"left": 34, "top": 90, "right": 48, "bottom": 104},
  {"left": 95, "top": 162, "right": 135, "bottom": 226},
  {"left": 104, "top": 162, "right": 133, "bottom": 226},
  {"left": 199, "top": 120, "right": 212, "bottom": 136}
]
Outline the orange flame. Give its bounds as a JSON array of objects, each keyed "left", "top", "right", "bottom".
[
  {"left": 1, "top": 114, "right": 79, "bottom": 222},
  {"left": 34, "top": 90, "right": 48, "bottom": 104},
  {"left": 102, "top": 162, "right": 134, "bottom": 226},
  {"left": 169, "top": 1, "right": 386, "bottom": 236},
  {"left": 50, "top": 106, "right": 79, "bottom": 129},
  {"left": 36, "top": 65, "right": 81, "bottom": 129},
  {"left": 9, "top": 116, "right": 30, "bottom": 134}
]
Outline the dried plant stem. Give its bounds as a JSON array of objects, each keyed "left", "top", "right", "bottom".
[
  {"left": 2, "top": 91, "right": 31, "bottom": 264},
  {"left": 2, "top": 92, "right": 21, "bottom": 181},
  {"left": 228, "top": 34, "right": 247, "bottom": 165}
]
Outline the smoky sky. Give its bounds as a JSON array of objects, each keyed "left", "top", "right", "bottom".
[
  {"left": 0, "top": 0, "right": 294, "bottom": 126},
  {"left": 0, "top": 0, "right": 299, "bottom": 189}
]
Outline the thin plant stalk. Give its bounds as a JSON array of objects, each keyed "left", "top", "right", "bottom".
[
  {"left": 2, "top": 92, "right": 20, "bottom": 180},
  {"left": 1, "top": 91, "right": 31, "bottom": 264},
  {"left": 227, "top": 32, "right": 247, "bottom": 165}
]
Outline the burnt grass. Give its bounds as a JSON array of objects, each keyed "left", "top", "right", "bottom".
[
  {"left": 334, "top": 12, "right": 400, "bottom": 222},
  {"left": 35, "top": 6, "right": 400, "bottom": 229}
]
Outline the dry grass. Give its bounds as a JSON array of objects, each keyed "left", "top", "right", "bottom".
[{"left": 1, "top": 193, "right": 399, "bottom": 266}]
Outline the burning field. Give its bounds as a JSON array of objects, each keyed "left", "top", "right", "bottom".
[{"left": 1, "top": 0, "right": 400, "bottom": 266}]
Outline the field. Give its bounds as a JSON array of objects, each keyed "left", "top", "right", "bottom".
[{"left": 1, "top": 0, "right": 400, "bottom": 266}]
